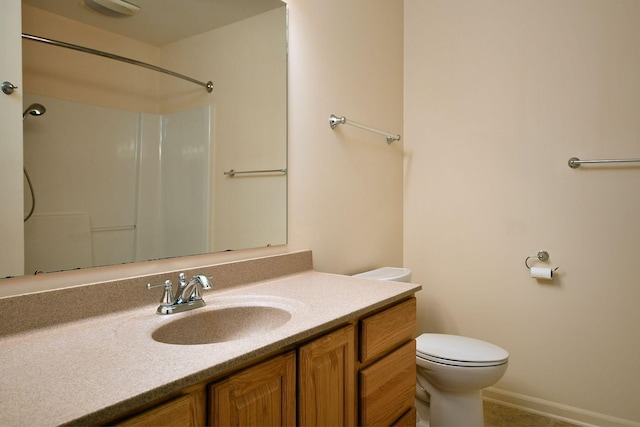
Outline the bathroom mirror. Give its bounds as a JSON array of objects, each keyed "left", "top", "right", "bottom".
[{"left": 9, "top": 0, "right": 287, "bottom": 278}]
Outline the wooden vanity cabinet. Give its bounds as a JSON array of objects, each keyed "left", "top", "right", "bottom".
[{"left": 112, "top": 297, "right": 415, "bottom": 427}]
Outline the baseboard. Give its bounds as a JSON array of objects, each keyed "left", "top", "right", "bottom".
[{"left": 483, "top": 387, "right": 640, "bottom": 427}]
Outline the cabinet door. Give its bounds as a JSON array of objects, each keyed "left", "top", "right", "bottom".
[
  {"left": 209, "top": 351, "right": 296, "bottom": 427},
  {"left": 298, "top": 324, "right": 356, "bottom": 426},
  {"left": 116, "top": 394, "right": 202, "bottom": 427}
]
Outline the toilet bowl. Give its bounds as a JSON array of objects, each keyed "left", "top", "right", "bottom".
[{"left": 415, "top": 333, "right": 508, "bottom": 427}]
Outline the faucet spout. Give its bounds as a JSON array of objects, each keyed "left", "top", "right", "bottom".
[
  {"left": 189, "top": 275, "right": 212, "bottom": 301},
  {"left": 176, "top": 274, "right": 212, "bottom": 304}
]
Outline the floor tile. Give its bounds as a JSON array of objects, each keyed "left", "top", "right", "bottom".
[{"left": 483, "top": 401, "right": 579, "bottom": 427}]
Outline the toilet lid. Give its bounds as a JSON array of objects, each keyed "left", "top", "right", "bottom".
[
  {"left": 416, "top": 334, "right": 509, "bottom": 367},
  {"left": 353, "top": 267, "right": 411, "bottom": 282}
]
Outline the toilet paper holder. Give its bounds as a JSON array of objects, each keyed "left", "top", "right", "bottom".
[{"left": 524, "top": 250, "right": 559, "bottom": 272}]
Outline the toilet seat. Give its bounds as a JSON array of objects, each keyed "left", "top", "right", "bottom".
[{"left": 416, "top": 334, "right": 509, "bottom": 367}]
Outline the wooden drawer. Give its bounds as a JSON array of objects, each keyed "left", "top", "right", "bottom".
[
  {"left": 359, "top": 298, "right": 416, "bottom": 364},
  {"left": 359, "top": 340, "right": 416, "bottom": 427}
]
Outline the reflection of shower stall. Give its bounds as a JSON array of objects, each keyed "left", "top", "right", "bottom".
[{"left": 22, "top": 93, "right": 210, "bottom": 274}]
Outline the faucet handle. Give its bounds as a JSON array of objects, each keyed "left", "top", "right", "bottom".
[{"left": 147, "top": 279, "right": 174, "bottom": 305}]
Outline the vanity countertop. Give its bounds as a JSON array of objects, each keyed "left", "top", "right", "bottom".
[{"left": 0, "top": 269, "right": 420, "bottom": 426}]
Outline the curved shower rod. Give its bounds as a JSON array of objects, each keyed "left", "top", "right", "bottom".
[{"left": 22, "top": 33, "right": 213, "bottom": 93}]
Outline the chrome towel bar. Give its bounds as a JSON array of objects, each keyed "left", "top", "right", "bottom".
[
  {"left": 91, "top": 224, "right": 136, "bottom": 232},
  {"left": 224, "top": 168, "right": 287, "bottom": 177},
  {"left": 22, "top": 33, "right": 213, "bottom": 93},
  {"left": 568, "top": 157, "right": 640, "bottom": 168},
  {"left": 329, "top": 114, "right": 401, "bottom": 144}
]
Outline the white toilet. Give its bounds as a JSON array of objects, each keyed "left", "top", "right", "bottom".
[
  {"left": 354, "top": 267, "right": 509, "bottom": 427},
  {"left": 415, "top": 333, "right": 508, "bottom": 426}
]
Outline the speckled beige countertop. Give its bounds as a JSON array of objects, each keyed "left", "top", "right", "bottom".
[{"left": 0, "top": 251, "right": 420, "bottom": 426}]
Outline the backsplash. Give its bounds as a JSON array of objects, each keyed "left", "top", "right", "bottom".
[{"left": 0, "top": 250, "right": 312, "bottom": 337}]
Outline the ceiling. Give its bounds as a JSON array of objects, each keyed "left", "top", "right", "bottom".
[{"left": 22, "top": 0, "right": 285, "bottom": 46}]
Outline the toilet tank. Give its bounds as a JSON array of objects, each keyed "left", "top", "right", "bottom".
[{"left": 353, "top": 267, "right": 412, "bottom": 282}]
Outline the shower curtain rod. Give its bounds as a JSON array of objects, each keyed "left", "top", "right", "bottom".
[{"left": 22, "top": 33, "right": 213, "bottom": 93}]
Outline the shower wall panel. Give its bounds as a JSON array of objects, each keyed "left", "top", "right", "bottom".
[
  {"left": 23, "top": 94, "right": 138, "bottom": 272},
  {"left": 159, "top": 107, "right": 211, "bottom": 258},
  {"left": 135, "top": 107, "right": 211, "bottom": 261}
]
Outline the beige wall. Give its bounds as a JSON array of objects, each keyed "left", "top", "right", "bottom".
[
  {"left": 286, "top": 0, "right": 404, "bottom": 274},
  {"left": 404, "top": 0, "right": 640, "bottom": 424}
]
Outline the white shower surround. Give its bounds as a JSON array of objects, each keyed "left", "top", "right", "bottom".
[{"left": 23, "top": 94, "right": 210, "bottom": 272}]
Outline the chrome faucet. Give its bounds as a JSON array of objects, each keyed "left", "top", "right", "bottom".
[{"left": 147, "top": 272, "right": 213, "bottom": 314}]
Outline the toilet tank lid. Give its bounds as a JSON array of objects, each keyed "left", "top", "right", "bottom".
[
  {"left": 416, "top": 334, "right": 509, "bottom": 364},
  {"left": 353, "top": 267, "right": 412, "bottom": 282}
]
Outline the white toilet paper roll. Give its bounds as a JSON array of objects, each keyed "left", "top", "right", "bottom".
[{"left": 530, "top": 267, "right": 553, "bottom": 280}]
